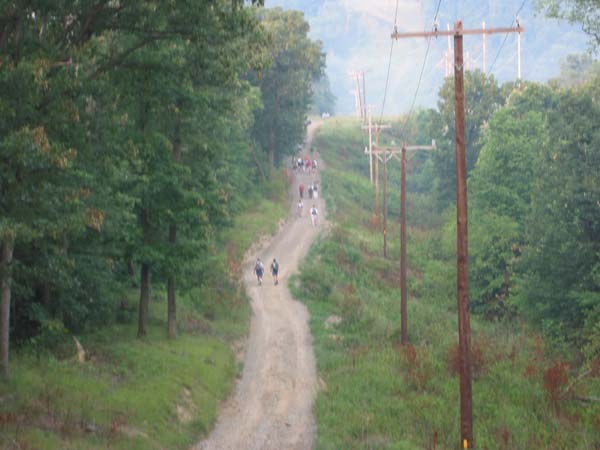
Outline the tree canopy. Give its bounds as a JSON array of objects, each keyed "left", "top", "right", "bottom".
[
  {"left": 0, "top": 2, "right": 324, "bottom": 378},
  {"left": 251, "top": 8, "right": 325, "bottom": 175}
]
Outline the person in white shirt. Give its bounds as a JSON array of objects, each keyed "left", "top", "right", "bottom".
[{"left": 310, "top": 205, "right": 318, "bottom": 226}]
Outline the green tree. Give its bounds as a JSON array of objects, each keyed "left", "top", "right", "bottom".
[
  {"left": 0, "top": 1, "right": 121, "bottom": 376},
  {"left": 0, "top": 0, "right": 267, "bottom": 376},
  {"left": 251, "top": 8, "right": 325, "bottom": 177},
  {"left": 513, "top": 80, "right": 600, "bottom": 349},
  {"left": 467, "top": 86, "right": 552, "bottom": 317},
  {"left": 99, "top": 1, "right": 267, "bottom": 338},
  {"left": 537, "top": 0, "right": 600, "bottom": 47},
  {"left": 553, "top": 53, "right": 600, "bottom": 88},
  {"left": 429, "top": 70, "right": 505, "bottom": 207},
  {"left": 310, "top": 74, "right": 336, "bottom": 116}
]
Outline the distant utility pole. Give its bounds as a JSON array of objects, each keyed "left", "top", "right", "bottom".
[
  {"left": 383, "top": 146, "right": 388, "bottom": 257},
  {"left": 368, "top": 108, "right": 373, "bottom": 184},
  {"left": 349, "top": 72, "right": 361, "bottom": 119},
  {"left": 363, "top": 121, "right": 390, "bottom": 234},
  {"left": 517, "top": 19, "right": 522, "bottom": 83},
  {"left": 392, "top": 20, "right": 524, "bottom": 450},
  {"left": 373, "top": 140, "right": 435, "bottom": 342},
  {"left": 370, "top": 145, "right": 394, "bottom": 257},
  {"left": 362, "top": 71, "right": 367, "bottom": 121},
  {"left": 362, "top": 111, "right": 390, "bottom": 185},
  {"left": 482, "top": 21, "right": 486, "bottom": 73},
  {"left": 350, "top": 71, "right": 366, "bottom": 121},
  {"left": 400, "top": 141, "right": 434, "bottom": 344},
  {"left": 356, "top": 74, "right": 364, "bottom": 121}
]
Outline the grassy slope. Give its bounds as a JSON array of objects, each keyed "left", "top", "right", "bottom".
[
  {"left": 292, "top": 118, "right": 600, "bottom": 450},
  {"left": 0, "top": 175, "right": 289, "bottom": 450}
]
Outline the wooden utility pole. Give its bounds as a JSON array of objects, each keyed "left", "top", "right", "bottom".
[
  {"left": 354, "top": 72, "right": 364, "bottom": 121},
  {"left": 375, "top": 133, "right": 380, "bottom": 223},
  {"left": 382, "top": 145, "right": 388, "bottom": 258},
  {"left": 362, "top": 71, "right": 367, "bottom": 121},
  {"left": 517, "top": 21, "right": 522, "bottom": 84},
  {"left": 454, "top": 24, "right": 473, "bottom": 448},
  {"left": 363, "top": 122, "right": 390, "bottom": 227},
  {"left": 362, "top": 107, "right": 379, "bottom": 185},
  {"left": 392, "top": 20, "right": 523, "bottom": 450},
  {"left": 399, "top": 142, "right": 435, "bottom": 344},
  {"left": 373, "top": 125, "right": 391, "bottom": 229},
  {"left": 369, "top": 108, "right": 373, "bottom": 184},
  {"left": 349, "top": 71, "right": 363, "bottom": 119},
  {"left": 400, "top": 145, "right": 406, "bottom": 341},
  {"left": 374, "top": 140, "right": 434, "bottom": 343},
  {"left": 371, "top": 145, "right": 394, "bottom": 256}
]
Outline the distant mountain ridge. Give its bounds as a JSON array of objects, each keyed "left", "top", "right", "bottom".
[{"left": 265, "top": 0, "right": 590, "bottom": 115}]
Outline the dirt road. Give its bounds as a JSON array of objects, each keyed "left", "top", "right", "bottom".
[{"left": 195, "top": 123, "right": 324, "bottom": 450}]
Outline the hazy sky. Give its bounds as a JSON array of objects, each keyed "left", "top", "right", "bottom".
[{"left": 265, "top": 0, "right": 591, "bottom": 116}]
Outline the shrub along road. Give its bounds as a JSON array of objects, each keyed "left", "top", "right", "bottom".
[{"left": 197, "top": 122, "right": 324, "bottom": 450}]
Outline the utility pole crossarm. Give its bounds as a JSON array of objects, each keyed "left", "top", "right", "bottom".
[
  {"left": 405, "top": 145, "right": 434, "bottom": 150},
  {"left": 361, "top": 124, "right": 391, "bottom": 131},
  {"left": 405, "top": 140, "right": 436, "bottom": 151},
  {"left": 372, "top": 140, "right": 435, "bottom": 156},
  {"left": 391, "top": 25, "right": 524, "bottom": 40}
]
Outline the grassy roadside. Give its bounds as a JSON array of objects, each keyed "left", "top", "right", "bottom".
[
  {"left": 0, "top": 173, "right": 290, "bottom": 450},
  {"left": 291, "top": 118, "right": 600, "bottom": 449}
]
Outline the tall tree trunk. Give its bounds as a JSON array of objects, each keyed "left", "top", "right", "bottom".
[
  {"left": 167, "top": 224, "right": 177, "bottom": 339},
  {"left": 251, "top": 147, "right": 267, "bottom": 181},
  {"left": 167, "top": 126, "right": 182, "bottom": 339},
  {"left": 268, "top": 126, "right": 275, "bottom": 179},
  {"left": 137, "top": 262, "right": 150, "bottom": 338},
  {"left": 1, "top": 235, "right": 15, "bottom": 379},
  {"left": 40, "top": 282, "right": 50, "bottom": 308},
  {"left": 138, "top": 208, "right": 151, "bottom": 338}
]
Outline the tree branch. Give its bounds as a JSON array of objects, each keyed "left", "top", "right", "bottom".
[{"left": 88, "top": 34, "right": 162, "bottom": 79}]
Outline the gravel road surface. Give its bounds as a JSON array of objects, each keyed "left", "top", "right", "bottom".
[{"left": 195, "top": 122, "right": 324, "bottom": 450}]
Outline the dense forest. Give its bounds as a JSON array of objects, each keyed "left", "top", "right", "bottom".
[
  {"left": 0, "top": 1, "right": 325, "bottom": 379},
  {"left": 417, "top": 62, "right": 600, "bottom": 359}
]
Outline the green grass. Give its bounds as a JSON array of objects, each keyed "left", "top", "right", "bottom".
[
  {"left": 4, "top": 330, "right": 233, "bottom": 450},
  {"left": 290, "top": 119, "right": 600, "bottom": 450},
  {"left": 0, "top": 171, "right": 290, "bottom": 450}
]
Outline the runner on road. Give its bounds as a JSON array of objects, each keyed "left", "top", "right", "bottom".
[
  {"left": 254, "top": 258, "right": 264, "bottom": 285},
  {"left": 310, "top": 205, "right": 318, "bottom": 226},
  {"left": 271, "top": 258, "right": 279, "bottom": 285}
]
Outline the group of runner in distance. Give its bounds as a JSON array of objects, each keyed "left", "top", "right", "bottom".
[{"left": 254, "top": 150, "right": 320, "bottom": 285}]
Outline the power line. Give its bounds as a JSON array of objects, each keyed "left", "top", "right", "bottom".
[
  {"left": 397, "top": 0, "right": 443, "bottom": 140},
  {"left": 488, "top": 0, "right": 527, "bottom": 74},
  {"left": 379, "top": 0, "right": 401, "bottom": 121},
  {"left": 432, "top": 0, "right": 443, "bottom": 25}
]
